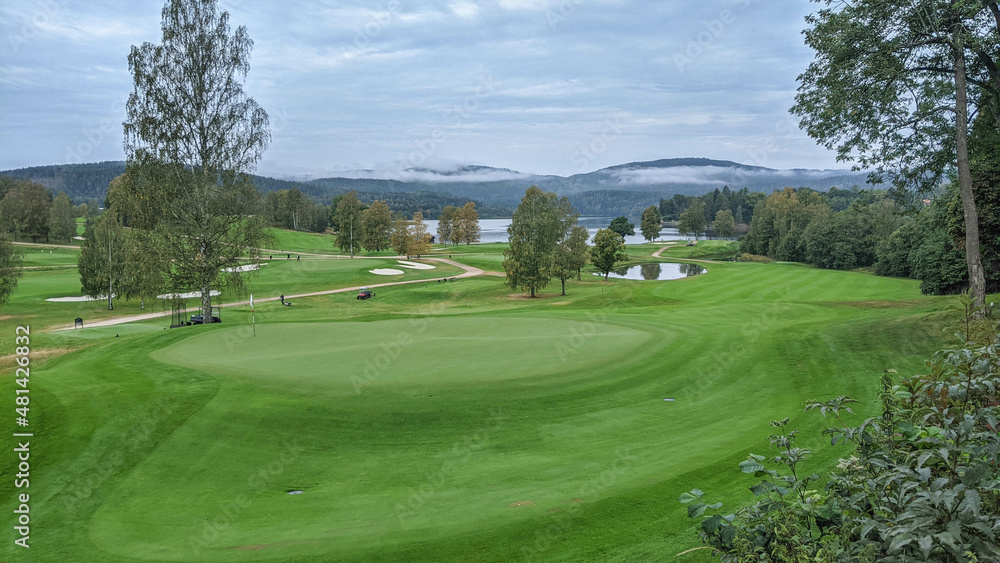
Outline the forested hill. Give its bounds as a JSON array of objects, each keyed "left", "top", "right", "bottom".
[{"left": 0, "top": 159, "right": 873, "bottom": 217}]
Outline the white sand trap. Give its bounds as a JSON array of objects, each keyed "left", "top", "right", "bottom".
[
  {"left": 46, "top": 295, "right": 107, "bottom": 303},
  {"left": 397, "top": 260, "right": 436, "bottom": 270},
  {"left": 222, "top": 263, "right": 265, "bottom": 273},
  {"left": 371, "top": 268, "right": 405, "bottom": 275},
  {"left": 157, "top": 290, "right": 222, "bottom": 300},
  {"left": 72, "top": 236, "right": 85, "bottom": 241}
]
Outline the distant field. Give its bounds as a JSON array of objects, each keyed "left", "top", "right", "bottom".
[
  {"left": 18, "top": 245, "right": 81, "bottom": 267},
  {"left": 5, "top": 247, "right": 981, "bottom": 562}
]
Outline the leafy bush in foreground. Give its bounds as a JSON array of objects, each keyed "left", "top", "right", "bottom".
[{"left": 681, "top": 335, "right": 1000, "bottom": 562}]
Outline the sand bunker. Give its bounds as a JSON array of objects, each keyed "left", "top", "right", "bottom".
[
  {"left": 47, "top": 289, "right": 224, "bottom": 303},
  {"left": 46, "top": 295, "right": 106, "bottom": 303},
  {"left": 397, "top": 260, "right": 436, "bottom": 270},
  {"left": 222, "top": 263, "right": 265, "bottom": 273},
  {"left": 371, "top": 268, "right": 405, "bottom": 275}
]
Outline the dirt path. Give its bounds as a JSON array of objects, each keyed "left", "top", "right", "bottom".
[
  {"left": 49, "top": 258, "right": 484, "bottom": 332},
  {"left": 13, "top": 241, "right": 80, "bottom": 250},
  {"left": 651, "top": 243, "right": 680, "bottom": 258}
]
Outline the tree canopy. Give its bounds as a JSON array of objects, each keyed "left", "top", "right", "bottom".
[
  {"left": 792, "top": 0, "right": 1000, "bottom": 313},
  {"left": 608, "top": 216, "right": 635, "bottom": 239},
  {"left": 334, "top": 191, "right": 364, "bottom": 257},
  {"left": 118, "top": 0, "right": 270, "bottom": 321},
  {"left": 503, "top": 186, "right": 576, "bottom": 297},
  {"left": 590, "top": 228, "right": 628, "bottom": 280},
  {"left": 552, "top": 225, "right": 590, "bottom": 295},
  {"left": 0, "top": 234, "right": 22, "bottom": 306},
  {"left": 640, "top": 205, "right": 662, "bottom": 243}
]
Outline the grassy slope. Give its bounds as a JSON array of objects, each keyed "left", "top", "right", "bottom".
[{"left": 1, "top": 255, "right": 966, "bottom": 562}]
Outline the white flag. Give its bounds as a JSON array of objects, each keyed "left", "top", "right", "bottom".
[{"left": 250, "top": 293, "right": 254, "bottom": 311}]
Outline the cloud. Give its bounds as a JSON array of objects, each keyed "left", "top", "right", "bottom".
[
  {"left": 330, "top": 163, "right": 533, "bottom": 183},
  {"left": 0, "top": 0, "right": 845, "bottom": 175},
  {"left": 609, "top": 165, "right": 852, "bottom": 186}
]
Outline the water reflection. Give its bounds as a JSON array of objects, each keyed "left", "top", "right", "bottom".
[{"left": 598, "top": 263, "right": 706, "bottom": 281}]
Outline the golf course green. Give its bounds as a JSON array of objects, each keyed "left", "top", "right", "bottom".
[{"left": 2, "top": 239, "right": 973, "bottom": 562}]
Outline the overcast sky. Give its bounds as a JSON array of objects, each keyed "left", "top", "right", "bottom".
[{"left": 0, "top": 0, "right": 845, "bottom": 178}]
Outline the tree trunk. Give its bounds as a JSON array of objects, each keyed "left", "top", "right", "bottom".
[
  {"left": 954, "top": 25, "right": 987, "bottom": 317},
  {"left": 530, "top": 286, "right": 535, "bottom": 298},
  {"left": 561, "top": 278, "right": 566, "bottom": 296},
  {"left": 202, "top": 285, "right": 212, "bottom": 323},
  {"left": 604, "top": 272, "right": 609, "bottom": 281},
  {"left": 107, "top": 237, "right": 114, "bottom": 310}
]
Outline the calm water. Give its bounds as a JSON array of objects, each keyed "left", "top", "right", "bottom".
[
  {"left": 594, "top": 263, "right": 706, "bottom": 281},
  {"left": 425, "top": 217, "right": 697, "bottom": 245}
]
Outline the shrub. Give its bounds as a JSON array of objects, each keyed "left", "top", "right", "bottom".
[
  {"left": 736, "top": 253, "right": 772, "bottom": 263},
  {"left": 681, "top": 332, "right": 1000, "bottom": 562}
]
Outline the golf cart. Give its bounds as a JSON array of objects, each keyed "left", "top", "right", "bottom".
[
  {"left": 190, "top": 306, "right": 222, "bottom": 324},
  {"left": 357, "top": 287, "right": 374, "bottom": 300}
]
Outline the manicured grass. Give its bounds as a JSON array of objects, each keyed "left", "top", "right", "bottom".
[
  {"left": 18, "top": 245, "right": 81, "bottom": 267},
  {"left": 2, "top": 255, "right": 969, "bottom": 562},
  {"left": 266, "top": 228, "right": 339, "bottom": 255}
]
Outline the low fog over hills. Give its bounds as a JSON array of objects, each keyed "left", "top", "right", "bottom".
[{"left": 1, "top": 157, "right": 874, "bottom": 217}]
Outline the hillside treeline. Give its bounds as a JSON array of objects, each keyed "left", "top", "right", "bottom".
[
  {"left": 262, "top": 187, "right": 504, "bottom": 233},
  {"left": 738, "top": 185, "right": 999, "bottom": 295}
]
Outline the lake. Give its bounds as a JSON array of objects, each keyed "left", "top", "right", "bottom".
[
  {"left": 425, "top": 217, "right": 698, "bottom": 245},
  {"left": 594, "top": 263, "right": 706, "bottom": 281}
]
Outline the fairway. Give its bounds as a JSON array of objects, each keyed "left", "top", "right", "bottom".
[{"left": 3, "top": 257, "right": 967, "bottom": 562}]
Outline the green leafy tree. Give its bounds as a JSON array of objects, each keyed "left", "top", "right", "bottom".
[
  {"left": 590, "top": 228, "right": 628, "bottom": 280},
  {"left": 360, "top": 200, "right": 392, "bottom": 252},
  {"left": 408, "top": 212, "right": 431, "bottom": 258},
  {"left": 334, "top": 191, "right": 364, "bottom": 257},
  {"left": 437, "top": 205, "right": 457, "bottom": 244},
  {"left": 713, "top": 209, "right": 735, "bottom": 239},
  {"left": 948, "top": 115, "right": 1000, "bottom": 293},
  {"left": 454, "top": 201, "right": 481, "bottom": 245},
  {"left": 792, "top": 0, "right": 1000, "bottom": 315},
  {"left": 390, "top": 214, "right": 411, "bottom": 257},
  {"left": 733, "top": 205, "right": 745, "bottom": 225},
  {"left": 78, "top": 213, "right": 129, "bottom": 310},
  {"left": 640, "top": 205, "right": 662, "bottom": 243},
  {"left": 608, "top": 216, "right": 635, "bottom": 239},
  {"left": 742, "top": 188, "right": 830, "bottom": 260},
  {"left": 119, "top": 0, "right": 270, "bottom": 321},
  {"left": 48, "top": 191, "right": 76, "bottom": 243},
  {"left": 677, "top": 199, "right": 707, "bottom": 240},
  {"left": 0, "top": 233, "right": 22, "bottom": 306},
  {"left": 0, "top": 181, "right": 51, "bottom": 242},
  {"left": 503, "top": 186, "right": 576, "bottom": 297},
  {"left": 553, "top": 225, "right": 589, "bottom": 295}
]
